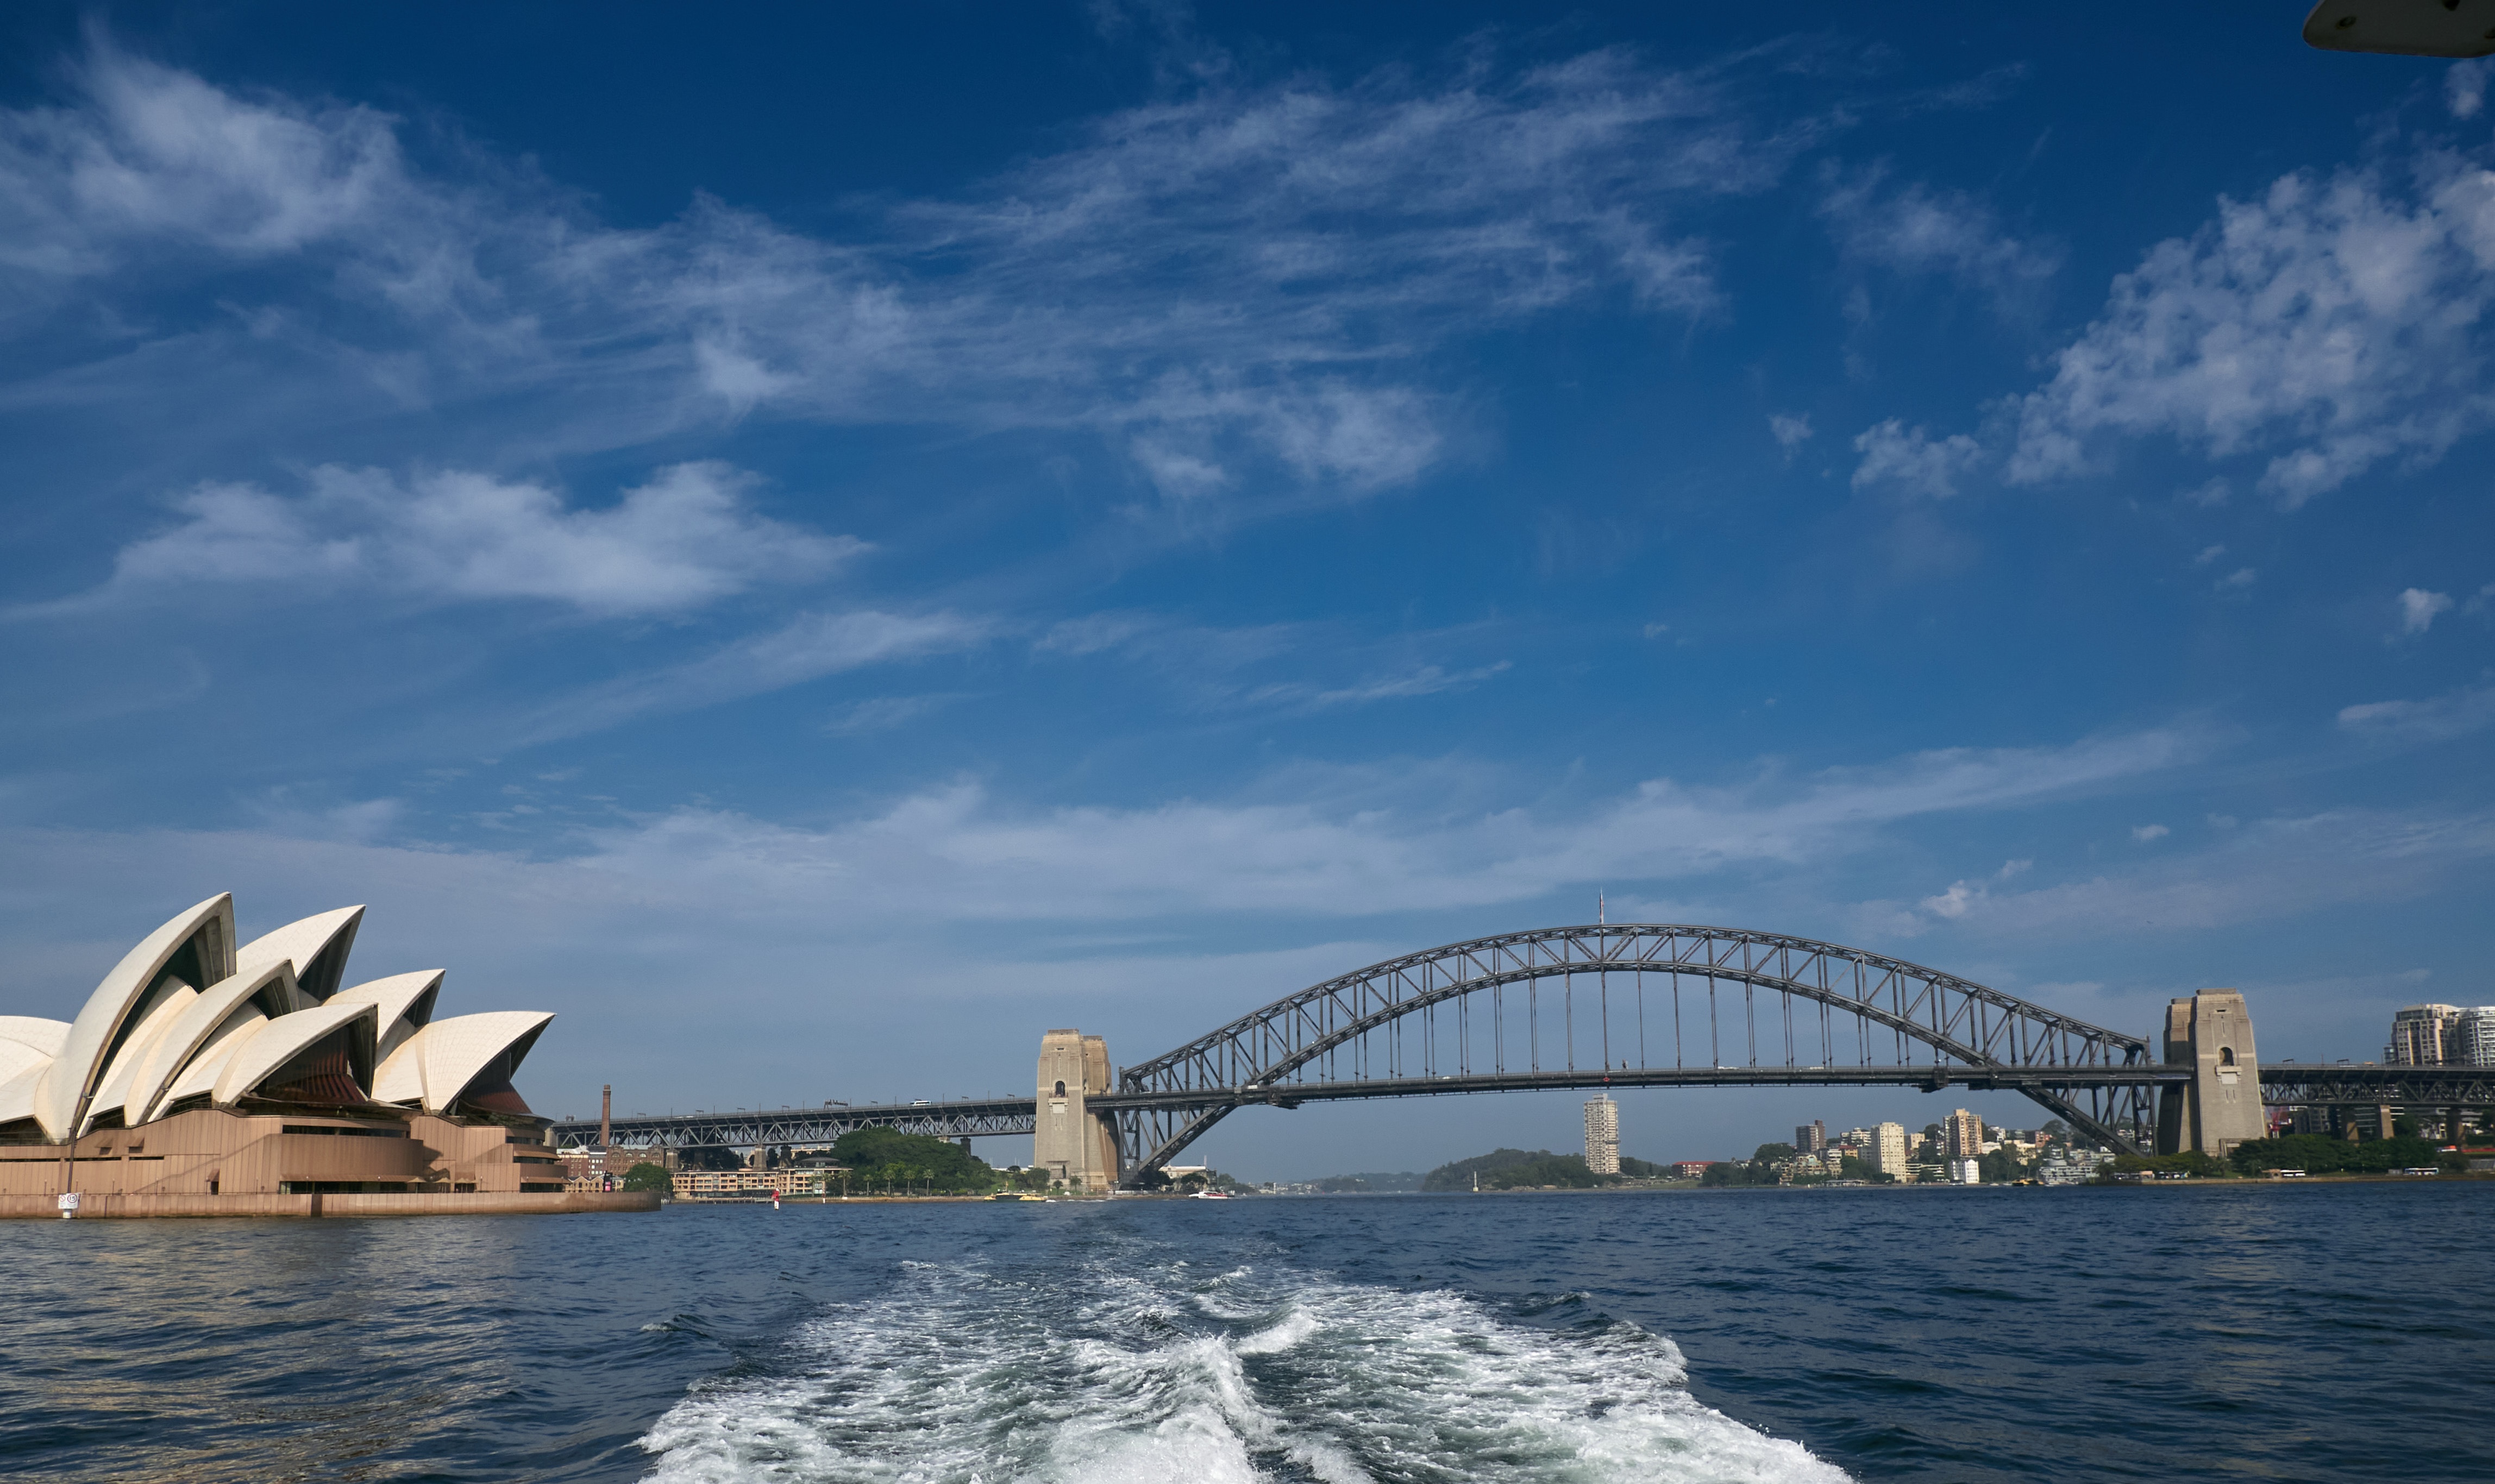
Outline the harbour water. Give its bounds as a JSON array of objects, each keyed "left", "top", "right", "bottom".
[{"left": 4, "top": 1184, "right": 2489, "bottom": 1482}]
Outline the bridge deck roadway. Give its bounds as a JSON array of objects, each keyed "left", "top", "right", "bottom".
[
  {"left": 555, "top": 1066, "right": 2179, "bottom": 1150},
  {"left": 548, "top": 1064, "right": 2495, "bottom": 1152}
]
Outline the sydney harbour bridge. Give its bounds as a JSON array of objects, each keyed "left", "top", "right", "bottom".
[{"left": 549, "top": 923, "right": 2493, "bottom": 1183}]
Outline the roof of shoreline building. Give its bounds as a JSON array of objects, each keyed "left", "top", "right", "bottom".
[{"left": 0, "top": 895, "right": 553, "bottom": 1143}]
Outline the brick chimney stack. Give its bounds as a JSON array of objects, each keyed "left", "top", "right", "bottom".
[{"left": 600, "top": 1084, "right": 612, "bottom": 1148}]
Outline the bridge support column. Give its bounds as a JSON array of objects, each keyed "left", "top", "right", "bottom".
[
  {"left": 2155, "top": 990, "right": 2264, "bottom": 1158},
  {"left": 1035, "top": 1029, "right": 1121, "bottom": 1193}
]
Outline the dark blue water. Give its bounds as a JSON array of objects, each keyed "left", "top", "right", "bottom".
[{"left": 3, "top": 1186, "right": 2490, "bottom": 1482}]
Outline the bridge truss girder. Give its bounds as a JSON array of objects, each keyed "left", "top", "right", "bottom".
[
  {"left": 549, "top": 1098, "right": 1036, "bottom": 1152},
  {"left": 1114, "top": 924, "right": 2164, "bottom": 1177},
  {"left": 2253, "top": 1066, "right": 2495, "bottom": 1108},
  {"left": 546, "top": 1065, "right": 2478, "bottom": 1165}
]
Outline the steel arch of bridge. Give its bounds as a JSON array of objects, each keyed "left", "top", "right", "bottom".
[{"left": 1113, "top": 923, "right": 2162, "bottom": 1177}]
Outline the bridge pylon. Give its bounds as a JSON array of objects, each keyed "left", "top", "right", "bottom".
[
  {"left": 2155, "top": 990, "right": 2265, "bottom": 1158},
  {"left": 1035, "top": 1029, "right": 1121, "bottom": 1192}
]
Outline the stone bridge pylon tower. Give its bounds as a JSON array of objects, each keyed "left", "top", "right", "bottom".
[
  {"left": 2157, "top": 989, "right": 2265, "bottom": 1157},
  {"left": 1034, "top": 1029, "right": 1121, "bottom": 1192}
]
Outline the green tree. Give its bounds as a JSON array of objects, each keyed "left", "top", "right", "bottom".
[
  {"left": 1700, "top": 1150, "right": 1797, "bottom": 1188},
  {"left": 2226, "top": 1134, "right": 2442, "bottom": 1175},
  {"left": 1977, "top": 1147, "right": 2032, "bottom": 1183},
  {"left": 830, "top": 1129, "right": 998, "bottom": 1193},
  {"left": 620, "top": 1162, "right": 672, "bottom": 1193}
]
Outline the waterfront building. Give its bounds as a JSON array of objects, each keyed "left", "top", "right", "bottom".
[
  {"left": 2386, "top": 1004, "right": 2462, "bottom": 1065},
  {"left": 1866, "top": 1121, "right": 1909, "bottom": 1178},
  {"left": 563, "top": 1144, "right": 675, "bottom": 1190},
  {"left": 1943, "top": 1108, "right": 1985, "bottom": 1159},
  {"left": 1583, "top": 1095, "right": 1620, "bottom": 1174},
  {"left": 2037, "top": 1147, "right": 2107, "bottom": 1185},
  {"left": 0, "top": 893, "right": 601, "bottom": 1215},
  {"left": 1794, "top": 1120, "right": 1826, "bottom": 1153},
  {"left": 673, "top": 1167, "right": 835, "bottom": 1199},
  {"left": 1946, "top": 1157, "right": 1982, "bottom": 1184},
  {"left": 1671, "top": 1160, "right": 1710, "bottom": 1178}
]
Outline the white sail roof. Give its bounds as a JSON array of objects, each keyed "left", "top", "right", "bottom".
[
  {"left": 123, "top": 962, "right": 299, "bottom": 1127},
  {"left": 83, "top": 982, "right": 203, "bottom": 1131},
  {"left": 38, "top": 894, "right": 235, "bottom": 1141},
  {"left": 371, "top": 1011, "right": 551, "bottom": 1114},
  {"left": 212, "top": 1001, "right": 379, "bottom": 1108},
  {"left": 157, "top": 1013, "right": 269, "bottom": 1110},
  {"left": 0, "top": 1018, "right": 68, "bottom": 1105},
  {"left": 17, "top": 894, "right": 554, "bottom": 1142},
  {"left": 235, "top": 906, "right": 364, "bottom": 1006},
  {"left": 329, "top": 970, "right": 443, "bottom": 1064},
  {"left": 0, "top": 1059, "right": 47, "bottom": 1128},
  {"left": 0, "top": 1017, "right": 70, "bottom": 1060},
  {"left": 0, "top": 1039, "right": 50, "bottom": 1087}
]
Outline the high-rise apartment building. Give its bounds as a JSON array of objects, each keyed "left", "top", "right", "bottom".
[
  {"left": 2387, "top": 1004, "right": 2462, "bottom": 1065},
  {"left": 1583, "top": 1095, "right": 1620, "bottom": 1175},
  {"left": 1867, "top": 1121, "right": 1908, "bottom": 1178},
  {"left": 1943, "top": 1108, "right": 1984, "bottom": 1159},
  {"left": 2457, "top": 1008, "right": 2495, "bottom": 1067},
  {"left": 1795, "top": 1120, "right": 1827, "bottom": 1153}
]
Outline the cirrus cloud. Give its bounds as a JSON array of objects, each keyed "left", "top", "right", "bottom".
[{"left": 49, "top": 460, "right": 858, "bottom": 618}]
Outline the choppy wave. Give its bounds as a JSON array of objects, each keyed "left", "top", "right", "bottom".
[{"left": 640, "top": 1228, "right": 1846, "bottom": 1483}]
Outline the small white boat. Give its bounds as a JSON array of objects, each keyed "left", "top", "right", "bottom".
[{"left": 1189, "top": 1190, "right": 1232, "bottom": 1199}]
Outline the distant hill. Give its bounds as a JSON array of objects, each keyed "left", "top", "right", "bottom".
[
  {"left": 1305, "top": 1170, "right": 1425, "bottom": 1193},
  {"left": 1420, "top": 1148, "right": 1685, "bottom": 1191},
  {"left": 1422, "top": 1147, "right": 1600, "bottom": 1191}
]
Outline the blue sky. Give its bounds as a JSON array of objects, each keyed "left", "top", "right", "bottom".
[{"left": 3, "top": 5, "right": 2491, "bottom": 1177}]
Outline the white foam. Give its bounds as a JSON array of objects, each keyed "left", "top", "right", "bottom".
[
  {"left": 1231, "top": 1309, "right": 1317, "bottom": 1355},
  {"left": 640, "top": 1244, "right": 1848, "bottom": 1483}
]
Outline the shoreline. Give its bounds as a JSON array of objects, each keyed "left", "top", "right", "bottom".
[{"left": 661, "top": 1172, "right": 2495, "bottom": 1207}]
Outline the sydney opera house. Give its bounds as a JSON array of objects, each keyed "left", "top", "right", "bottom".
[{"left": 0, "top": 894, "right": 651, "bottom": 1217}]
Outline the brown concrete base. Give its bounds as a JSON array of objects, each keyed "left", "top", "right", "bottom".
[{"left": 4, "top": 1189, "right": 660, "bottom": 1219}]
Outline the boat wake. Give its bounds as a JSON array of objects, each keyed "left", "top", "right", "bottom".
[{"left": 641, "top": 1228, "right": 1847, "bottom": 1483}]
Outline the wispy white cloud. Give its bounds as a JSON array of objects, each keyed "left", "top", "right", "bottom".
[
  {"left": 2006, "top": 158, "right": 2495, "bottom": 505},
  {"left": 1850, "top": 418, "right": 1983, "bottom": 498},
  {"left": 43, "top": 461, "right": 856, "bottom": 617},
  {"left": 2130, "top": 822, "right": 2169, "bottom": 842},
  {"left": 1815, "top": 161, "right": 2061, "bottom": 309},
  {"left": 511, "top": 609, "right": 990, "bottom": 744},
  {"left": 1899, "top": 807, "right": 2495, "bottom": 937},
  {"left": 1033, "top": 611, "right": 1516, "bottom": 718},
  {"left": 1, "top": 41, "right": 1813, "bottom": 509},
  {"left": 5, "top": 721, "right": 2212, "bottom": 934},
  {"left": 607, "top": 720, "right": 2195, "bottom": 913},
  {"left": 2214, "top": 567, "right": 2256, "bottom": 596},
  {"left": 1253, "top": 661, "right": 1513, "bottom": 712},
  {"left": 2398, "top": 587, "right": 2453, "bottom": 634},
  {"left": 824, "top": 694, "right": 965, "bottom": 736},
  {"left": 2338, "top": 682, "right": 2495, "bottom": 743},
  {"left": 0, "top": 44, "right": 408, "bottom": 288},
  {"left": 1768, "top": 412, "right": 1813, "bottom": 453},
  {"left": 2452, "top": 59, "right": 2491, "bottom": 121}
]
